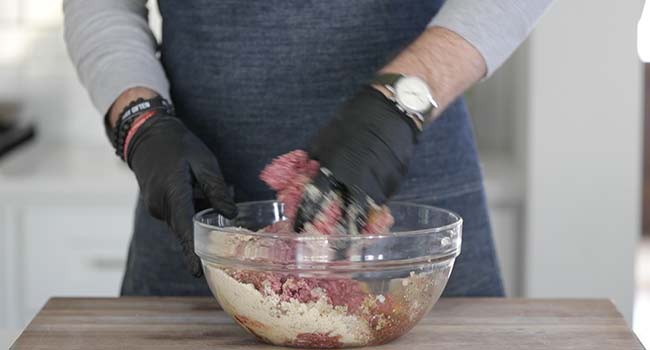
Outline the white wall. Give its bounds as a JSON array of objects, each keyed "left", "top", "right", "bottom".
[{"left": 524, "top": 0, "right": 643, "bottom": 323}]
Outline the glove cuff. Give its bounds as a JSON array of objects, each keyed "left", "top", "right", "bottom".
[
  {"left": 106, "top": 96, "right": 174, "bottom": 161},
  {"left": 363, "top": 86, "right": 421, "bottom": 142}
]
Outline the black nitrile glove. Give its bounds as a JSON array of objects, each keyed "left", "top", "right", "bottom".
[
  {"left": 125, "top": 111, "right": 237, "bottom": 277},
  {"left": 294, "top": 86, "right": 419, "bottom": 233}
]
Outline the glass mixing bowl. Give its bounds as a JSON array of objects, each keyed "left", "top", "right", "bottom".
[{"left": 194, "top": 200, "right": 462, "bottom": 348}]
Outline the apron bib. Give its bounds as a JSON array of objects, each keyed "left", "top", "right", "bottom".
[{"left": 120, "top": 0, "right": 504, "bottom": 297}]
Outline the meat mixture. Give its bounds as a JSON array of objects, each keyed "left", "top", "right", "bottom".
[
  {"left": 207, "top": 150, "right": 440, "bottom": 348},
  {"left": 259, "top": 150, "right": 394, "bottom": 235}
]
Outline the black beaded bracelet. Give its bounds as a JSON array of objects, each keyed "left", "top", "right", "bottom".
[{"left": 106, "top": 96, "right": 174, "bottom": 161}]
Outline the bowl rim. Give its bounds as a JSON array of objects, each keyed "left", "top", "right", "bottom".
[{"left": 193, "top": 200, "right": 463, "bottom": 240}]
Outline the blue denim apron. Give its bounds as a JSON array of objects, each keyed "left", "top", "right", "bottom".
[{"left": 121, "top": 0, "right": 504, "bottom": 297}]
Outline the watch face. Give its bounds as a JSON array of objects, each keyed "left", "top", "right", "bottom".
[{"left": 394, "top": 76, "right": 434, "bottom": 113}]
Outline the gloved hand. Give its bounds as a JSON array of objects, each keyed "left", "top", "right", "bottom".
[
  {"left": 294, "top": 86, "right": 419, "bottom": 232},
  {"left": 120, "top": 104, "right": 237, "bottom": 277}
]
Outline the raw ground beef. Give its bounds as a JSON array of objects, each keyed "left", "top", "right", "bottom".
[
  {"left": 239, "top": 150, "right": 396, "bottom": 318},
  {"left": 226, "top": 267, "right": 415, "bottom": 347},
  {"left": 260, "top": 150, "right": 319, "bottom": 221},
  {"left": 259, "top": 150, "right": 394, "bottom": 235},
  {"left": 222, "top": 150, "right": 410, "bottom": 348},
  {"left": 288, "top": 332, "right": 344, "bottom": 349},
  {"left": 232, "top": 270, "right": 367, "bottom": 312}
]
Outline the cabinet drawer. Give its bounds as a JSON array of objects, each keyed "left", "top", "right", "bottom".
[{"left": 20, "top": 206, "right": 133, "bottom": 323}]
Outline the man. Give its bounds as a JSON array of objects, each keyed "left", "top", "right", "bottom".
[{"left": 64, "top": 0, "right": 551, "bottom": 296}]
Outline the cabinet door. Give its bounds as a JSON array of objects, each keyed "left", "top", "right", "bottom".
[{"left": 20, "top": 206, "right": 133, "bottom": 325}]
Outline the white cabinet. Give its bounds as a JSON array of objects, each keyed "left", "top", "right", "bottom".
[
  {"left": 0, "top": 142, "right": 138, "bottom": 328},
  {"left": 20, "top": 206, "right": 132, "bottom": 325}
]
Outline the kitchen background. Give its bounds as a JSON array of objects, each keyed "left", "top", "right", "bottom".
[{"left": 0, "top": 0, "right": 648, "bottom": 347}]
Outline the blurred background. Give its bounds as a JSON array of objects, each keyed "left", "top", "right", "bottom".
[{"left": 0, "top": 0, "right": 647, "bottom": 347}]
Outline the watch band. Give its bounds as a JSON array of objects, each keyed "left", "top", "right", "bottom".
[
  {"left": 107, "top": 96, "right": 173, "bottom": 161},
  {"left": 371, "top": 73, "right": 403, "bottom": 86}
]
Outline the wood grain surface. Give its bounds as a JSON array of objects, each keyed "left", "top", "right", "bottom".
[{"left": 9, "top": 297, "right": 646, "bottom": 350}]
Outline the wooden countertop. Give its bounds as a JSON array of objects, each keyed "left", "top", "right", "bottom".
[{"left": 9, "top": 297, "right": 645, "bottom": 349}]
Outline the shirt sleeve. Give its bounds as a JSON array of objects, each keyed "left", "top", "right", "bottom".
[
  {"left": 429, "top": 0, "right": 554, "bottom": 77},
  {"left": 63, "top": 0, "right": 171, "bottom": 116}
]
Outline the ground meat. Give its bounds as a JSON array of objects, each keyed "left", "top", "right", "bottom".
[
  {"left": 234, "top": 314, "right": 268, "bottom": 332},
  {"left": 362, "top": 205, "right": 396, "bottom": 235},
  {"left": 225, "top": 150, "right": 408, "bottom": 348},
  {"left": 231, "top": 271, "right": 283, "bottom": 295},
  {"left": 260, "top": 150, "right": 319, "bottom": 221},
  {"left": 280, "top": 277, "right": 321, "bottom": 303},
  {"left": 248, "top": 150, "right": 398, "bottom": 319},
  {"left": 315, "top": 278, "right": 367, "bottom": 313},
  {"left": 258, "top": 220, "right": 292, "bottom": 234},
  {"left": 231, "top": 270, "right": 367, "bottom": 312},
  {"left": 260, "top": 150, "right": 394, "bottom": 235},
  {"left": 288, "top": 332, "right": 344, "bottom": 349}
]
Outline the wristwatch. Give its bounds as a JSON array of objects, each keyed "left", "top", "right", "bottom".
[{"left": 371, "top": 73, "right": 438, "bottom": 131}]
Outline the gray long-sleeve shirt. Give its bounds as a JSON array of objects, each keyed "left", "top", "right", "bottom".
[{"left": 63, "top": 0, "right": 553, "bottom": 116}]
